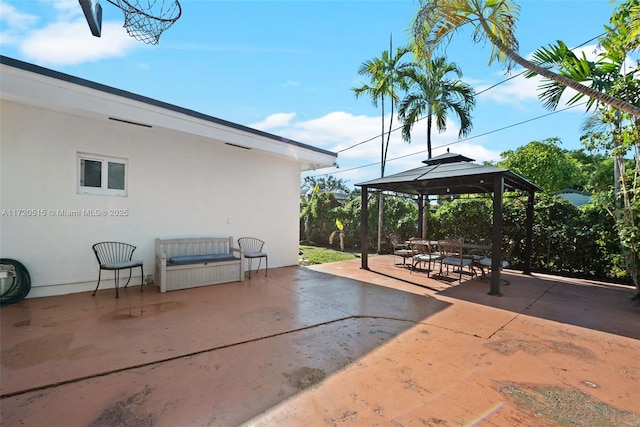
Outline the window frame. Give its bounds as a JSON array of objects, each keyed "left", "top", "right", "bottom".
[{"left": 77, "top": 153, "right": 128, "bottom": 196}]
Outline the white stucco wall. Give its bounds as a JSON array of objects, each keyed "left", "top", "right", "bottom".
[{"left": 0, "top": 100, "right": 302, "bottom": 297}]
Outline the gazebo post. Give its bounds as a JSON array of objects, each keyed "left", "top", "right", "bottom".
[
  {"left": 422, "top": 194, "right": 429, "bottom": 239},
  {"left": 523, "top": 191, "right": 535, "bottom": 275},
  {"left": 489, "top": 176, "right": 504, "bottom": 296},
  {"left": 361, "top": 185, "right": 369, "bottom": 270},
  {"left": 417, "top": 195, "right": 424, "bottom": 238}
]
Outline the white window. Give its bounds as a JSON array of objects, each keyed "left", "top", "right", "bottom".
[{"left": 77, "top": 153, "right": 128, "bottom": 196}]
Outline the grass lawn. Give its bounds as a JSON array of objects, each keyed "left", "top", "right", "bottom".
[{"left": 299, "top": 245, "right": 360, "bottom": 266}]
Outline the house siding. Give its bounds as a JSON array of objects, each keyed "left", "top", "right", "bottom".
[{"left": 1, "top": 100, "right": 304, "bottom": 297}]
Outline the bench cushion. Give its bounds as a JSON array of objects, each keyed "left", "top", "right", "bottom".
[{"left": 168, "top": 254, "right": 238, "bottom": 266}]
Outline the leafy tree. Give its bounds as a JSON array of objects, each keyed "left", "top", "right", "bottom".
[
  {"left": 300, "top": 187, "right": 342, "bottom": 244},
  {"left": 431, "top": 197, "right": 491, "bottom": 242},
  {"left": 329, "top": 219, "right": 347, "bottom": 251},
  {"left": 411, "top": 0, "right": 640, "bottom": 117},
  {"left": 382, "top": 195, "right": 421, "bottom": 244},
  {"left": 302, "top": 176, "right": 351, "bottom": 196},
  {"left": 581, "top": 108, "right": 639, "bottom": 296},
  {"left": 579, "top": 194, "right": 628, "bottom": 279},
  {"left": 524, "top": 0, "right": 639, "bottom": 297},
  {"left": 498, "top": 138, "right": 583, "bottom": 193},
  {"left": 398, "top": 57, "right": 476, "bottom": 159},
  {"left": 567, "top": 150, "right": 611, "bottom": 191},
  {"left": 338, "top": 194, "right": 419, "bottom": 252}
]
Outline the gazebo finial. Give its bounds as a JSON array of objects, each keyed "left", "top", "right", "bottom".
[{"left": 422, "top": 152, "right": 474, "bottom": 165}]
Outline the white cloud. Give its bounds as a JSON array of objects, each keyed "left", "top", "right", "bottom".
[
  {"left": 477, "top": 70, "right": 542, "bottom": 107},
  {"left": 0, "top": 1, "right": 40, "bottom": 44},
  {"left": 0, "top": 0, "right": 139, "bottom": 66},
  {"left": 253, "top": 110, "right": 502, "bottom": 186},
  {"left": 0, "top": 2, "right": 39, "bottom": 29},
  {"left": 21, "top": 20, "right": 138, "bottom": 66},
  {"left": 251, "top": 112, "right": 296, "bottom": 130},
  {"left": 52, "top": 0, "right": 84, "bottom": 19}
]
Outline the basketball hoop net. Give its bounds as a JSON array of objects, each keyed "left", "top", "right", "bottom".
[{"left": 107, "top": 0, "right": 182, "bottom": 45}]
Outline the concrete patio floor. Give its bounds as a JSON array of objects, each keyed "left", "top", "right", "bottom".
[{"left": 1, "top": 255, "right": 639, "bottom": 426}]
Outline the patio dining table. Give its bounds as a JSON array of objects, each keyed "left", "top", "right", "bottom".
[
  {"left": 460, "top": 242, "right": 492, "bottom": 258},
  {"left": 408, "top": 239, "right": 491, "bottom": 278},
  {"left": 408, "top": 240, "right": 491, "bottom": 254}
]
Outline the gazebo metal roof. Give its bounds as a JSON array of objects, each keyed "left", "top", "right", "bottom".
[
  {"left": 355, "top": 152, "right": 540, "bottom": 296},
  {"left": 357, "top": 152, "right": 540, "bottom": 196}
]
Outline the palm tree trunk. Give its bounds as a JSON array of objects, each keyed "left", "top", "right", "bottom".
[
  {"left": 383, "top": 33, "right": 394, "bottom": 174},
  {"left": 384, "top": 99, "right": 394, "bottom": 173},
  {"left": 378, "top": 97, "right": 386, "bottom": 254},
  {"left": 426, "top": 107, "right": 433, "bottom": 159},
  {"left": 613, "top": 119, "right": 639, "bottom": 297},
  {"left": 477, "top": 17, "right": 640, "bottom": 118},
  {"left": 615, "top": 153, "right": 640, "bottom": 296}
]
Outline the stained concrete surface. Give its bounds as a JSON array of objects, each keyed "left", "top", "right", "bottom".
[{"left": 1, "top": 256, "right": 638, "bottom": 426}]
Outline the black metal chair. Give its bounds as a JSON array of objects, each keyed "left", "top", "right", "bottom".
[
  {"left": 238, "top": 237, "right": 268, "bottom": 279},
  {"left": 92, "top": 242, "right": 144, "bottom": 298}
]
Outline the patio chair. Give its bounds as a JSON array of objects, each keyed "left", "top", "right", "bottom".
[
  {"left": 238, "top": 237, "right": 268, "bottom": 279},
  {"left": 92, "top": 242, "right": 144, "bottom": 298},
  {"left": 477, "top": 240, "right": 516, "bottom": 284},
  {"left": 390, "top": 233, "right": 414, "bottom": 267},
  {"left": 410, "top": 239, "right": 440, "bottom": 277},
  {"left": 437, "top": 239, "right": 475, "bottom": 282}
]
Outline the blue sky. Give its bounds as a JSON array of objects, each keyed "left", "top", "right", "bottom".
[{"left": 1, "top": 0, "right": 635, "bottom": 189}]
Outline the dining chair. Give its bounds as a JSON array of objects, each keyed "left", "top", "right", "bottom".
[
  {"left": 92, "top": 242, "right": 144, "bottom": 298},
  {"left": 437, "top": 240, "right": 475, "bottom": 282},
  {"left": 410, "top": 240, "right": 441, "bottom": 277},
  {"left": 390, "top": 233, "right": 414, "bottom": 267},
  {"left": 478, "top": 240, "right": 516, "bottom": 284}
]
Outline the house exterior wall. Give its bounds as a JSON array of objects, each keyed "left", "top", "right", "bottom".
[{"left": 1, "top": 100, "right": 302, "bottom": 297}]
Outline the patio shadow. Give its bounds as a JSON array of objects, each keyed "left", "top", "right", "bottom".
[
  {"left": 436, "top": 271, "right": 640, "bottom": 340},
  {"left": 1, "top": 265, "right": 452, "bottom": 427}
]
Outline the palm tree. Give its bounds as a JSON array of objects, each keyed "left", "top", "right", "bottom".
[
  {"left": 531, "top": 0, "right": 639, "bottom": 297},
  {"left": 398, "top": 57, "right": 475, "bottom": 159},
  {"left": 352, "top": 40, "right": 411, "bottom": 253},
  {"left": 352, "top": 42, "right": 411, "bottom": 176},
  {"left": 411, "top": 0, "right": 640, "bottom": 118}
]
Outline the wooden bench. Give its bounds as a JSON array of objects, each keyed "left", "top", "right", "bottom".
[{"left": 155, "top": 237, "right": 244, "bottom": 293}]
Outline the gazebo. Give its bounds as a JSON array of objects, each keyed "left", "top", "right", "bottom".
[{"left": 356, "top": 152, "right": 540, "bottom": 296}]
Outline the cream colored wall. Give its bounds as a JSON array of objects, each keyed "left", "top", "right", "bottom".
[{"left": 0, "top": 101, "right": 301, "bottom": 297}]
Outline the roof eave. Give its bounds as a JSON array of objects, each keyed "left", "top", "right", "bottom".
[{"left": 0, "top": 56, "right": 338, "bottom": 170}]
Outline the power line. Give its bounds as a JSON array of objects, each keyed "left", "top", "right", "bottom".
[
  {"left": 335, "top": 72, "right": 523, "bottom": 154},
  {"left": 314, "top": 101, "right": 587, "bottom": 178},
  {"left": 336, "top": 32, "right": 606, "bottom": 155}
]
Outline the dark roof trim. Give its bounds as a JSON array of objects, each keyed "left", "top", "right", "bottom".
[{"left": 0, "top": 55, "right": 336, "bottom": 158}]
